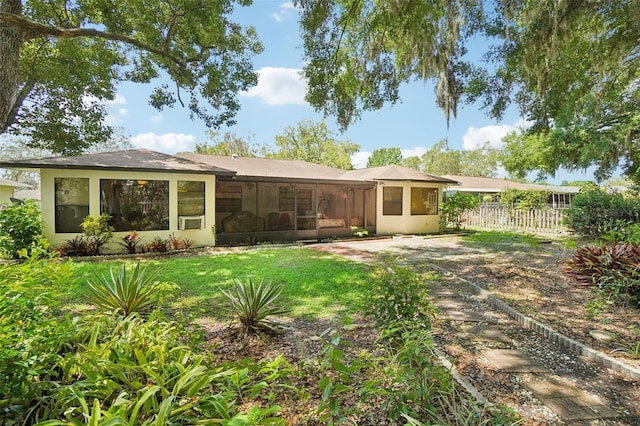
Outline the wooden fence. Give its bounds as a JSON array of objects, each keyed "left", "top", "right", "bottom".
[{"left": 462, "top": 206, "right": 569, "bottom": 234}]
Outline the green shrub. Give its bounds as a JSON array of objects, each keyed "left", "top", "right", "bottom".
[
  {"left": 0, "top": 253, "right": 77, "bottom": 424},
  {"left": 26, "top": 315, "right": 243, "bottom": 424},
  {"left": 563, "top": 242, "right": 640, "bottom": 304},
  {"left": 119, "top": 230, "right": 143, "bottom": 254},
  {"left": 367, "top": 263, "right": 435, "bottom": 337},
  {"left": 565, "top": 185, "right": 640, "bottom": 238},
  {"left": 439, "top": 193, "right": 479, "bottom": 232},
  {"left": 499, "top": 188, "right": 550, "bottom": 210},
  {"left": 86, "top": 263, "right": 176, "bottom": 316},
  {"left": 0, "top": 199, "right": 43, "bottom": 258},
  {"left": 143, "top": 235, "right": 169, "bottom": 252},
  {"left": 58, "top": 214, "right": 114, "bottom": 256},
  {"left": 221, "top": 277, "right": 290, "bottom": 334}
]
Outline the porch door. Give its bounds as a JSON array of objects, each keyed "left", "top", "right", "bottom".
[{"left": 295, "top": 184, "right": 317, "bottom": 239}]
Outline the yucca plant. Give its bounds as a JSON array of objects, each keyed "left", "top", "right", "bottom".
[
  {"left": 220, "top": 277, "right": 290, "bottom": 334},
  {"left": 86, "top": 263, "right": 163, "bottom": 316}
]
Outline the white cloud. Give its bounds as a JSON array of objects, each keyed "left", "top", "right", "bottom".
[
  {"left": 150, "top": 113, "right": 162, "bottom": 123},
  {"left": 401, "top": 147, "right": 427, "bottom": 158},
  {"left": 351, "top": 151, "right": 372, "bottom": 169},
  {"left": 462, "top": 124, "right": 513, "bottom": 150},
  {"left": 241, "top": 67, "right": 307, "bottom": 106},
  {"left": 272, "top": 2, "right": 297, "bottom": 22},
  {"left": 130, "top": 132, "right": 196, "bottom": 154},
  {"left": 105, "top": 94, "right": 127, "bottom": 106}
]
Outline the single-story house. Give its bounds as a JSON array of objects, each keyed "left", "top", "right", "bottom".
[
  {"left": 0, "top": 178, "right": 29, "bottom": 204},
  {"left": 0, "top": 149, "right": 458, "bottom": 250},
  {"left": 443, "top": 175, "right": 580, "bottom": 208}
]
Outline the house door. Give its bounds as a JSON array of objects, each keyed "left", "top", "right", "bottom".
[{"left": 295, "top": 185, "right": 317, "bottom": 239}]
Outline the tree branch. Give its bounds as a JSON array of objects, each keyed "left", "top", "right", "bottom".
[{"left": 0, "top": 12, "right": 187, "bottom": 68}]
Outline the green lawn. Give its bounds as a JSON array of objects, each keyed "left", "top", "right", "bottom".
[{"left": 68, "top": 247, "right": 375, "bottom": 320}]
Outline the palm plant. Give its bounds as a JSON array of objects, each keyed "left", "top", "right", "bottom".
[
  {"left": 220, "top": 277, "right": 290, "bottom": 334},
  {"left": 86, "top": 263, "right": 162, "bottom": 316}
]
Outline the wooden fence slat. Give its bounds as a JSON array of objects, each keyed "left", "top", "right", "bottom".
[{"left": 462, "top": 206, "right": 569, "bottom": 234}]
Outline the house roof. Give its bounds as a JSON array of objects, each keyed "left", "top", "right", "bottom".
[
  {"left": 0, "top": 178, "right": 29, "bottom": 188},
  {"left": 345, "top": 165, "right": 459, "bottom": 184},
  {"left": 179, "top": 154, "right": 358, "bottom": 182},
  {"left": 0, "top": 149, "right": 235, "bottom": 175},
  {"left": 13, "top": 189, "right": 40, "bottom": 200},
  {"left": 443, "top": 175, "right": 580, "bottom": 193}
]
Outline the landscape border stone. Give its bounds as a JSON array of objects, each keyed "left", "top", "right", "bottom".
[{"left": 427, "top": 263, "right": 640, "bottom": 381}]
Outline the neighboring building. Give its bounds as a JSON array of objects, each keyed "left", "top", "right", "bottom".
[
  {"left": 0, "top": 149, "right": 457, "bottom": 250},
  {"left": 0, "top": 178, "right": 29, "bottom": 204},
  {"left": 443, "top": 175, "right": 579, "bottom": 208}
]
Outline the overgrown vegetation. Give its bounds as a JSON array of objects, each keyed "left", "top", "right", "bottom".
[
  {"left": 0, "top": 200, "right": 43, "bottom": 258},
  {"left": 439, "top": 192, "right": 480, "bottom": 232},
  {"left": 499, "top": 188, "right": 550, "bottom": 210},
  {"left": 565, "top": 185, "right": 640, "bottom": 238},
  {"left": 58, "top": 214, "right": 114, "bottom": 256},
  {"left": 1, "top": 247, "right": 518, "bottom": 424},
  {"left": 564, "top": 188, "right": 640, "bottom": 309}
]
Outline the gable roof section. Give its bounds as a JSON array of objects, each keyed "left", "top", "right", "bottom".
[
  {"left": 179, "top": 154, "right": 352, "bottom": 182},
  {"left": 0, "top": 178, "right": 29, "bottom": 188},
  {"left": 444, "top": 175, "right": 580, "bottom": 193},
  {"left": 345, "top": 165, "right": 459, "bottom": 184},
  {"left": 0, "top": 149, "right": 235, "bottom": 175}
]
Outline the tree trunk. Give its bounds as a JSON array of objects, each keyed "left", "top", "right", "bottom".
[{"left": 0, "top": 0, "right": 24, "bottom": 133}]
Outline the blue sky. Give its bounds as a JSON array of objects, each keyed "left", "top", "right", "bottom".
[{"left": 106, "top": 1, "right": 595, "bottom": 184}]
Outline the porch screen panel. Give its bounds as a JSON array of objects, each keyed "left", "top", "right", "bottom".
[
  {"left": 100, "top": 179, "right": 169, "bottom": 231},
  {"left": 411, "top": 187, "right": 438, "bottom": 215},
  {"left": 55, "top": 177, "right": 89, "bottom": 233},
  {"left": 317, "top": 184, "right": 348, "bottom": 228},
  {"left": 383, "top": 187, "right": 403, "bottom": 215},
  {"left": 257, "top": 183, "right": 281, "bottom": 231}
]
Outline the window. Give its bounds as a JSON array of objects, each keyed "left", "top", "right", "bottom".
[
  {"left": 411, "top": 187, "right": 438, "bottom": 215},
  {"left": 383, "top": 187, "right": 403, "bottom": 215},
  {"left": 100, "top": 179, "right": 169, "bottom": 231},
  {"left": 178, "top": 181, "right": 205, "bottom": 229},
  {"left": 55, "top": 178, "right": 89, "bottom": 233},
  {"left": 216, "top": 183, "right": 242, "bottom": 213},
  {"left": 279, "top": 186, "right": 295, "bottom": 211}
]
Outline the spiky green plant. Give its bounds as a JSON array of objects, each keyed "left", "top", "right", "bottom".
[
  {"left": 221, "top": 277, "right": 290, "bottom": 334},
  {"left": 87, "top": 263, "right": 163, "bottom": 316}
]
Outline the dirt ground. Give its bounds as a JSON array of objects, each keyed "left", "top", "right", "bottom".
[{"left": 195, "top": 235, "right": 640, "bottom": 424}]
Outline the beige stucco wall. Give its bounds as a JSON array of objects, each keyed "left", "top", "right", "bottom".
[
  {"left": 40, "top": 169, "right": 217, "bottom": 251},
  {"left": 0, "top": 186, "right": 14, "bottom": 204},
  {"left": 375, "top": 181, "right": 445, "bottom": 235}
]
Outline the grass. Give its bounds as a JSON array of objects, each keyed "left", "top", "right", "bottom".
[{"left": 67, "top": 247, "right": 374, "bottom": 320}]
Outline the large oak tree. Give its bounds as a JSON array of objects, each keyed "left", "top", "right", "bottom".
[
  {"left": 0, "top": 0, "right": 262, "bottom": 155},
  {"left": 296, "top": 0, "right": 640, "bottom": 183}
]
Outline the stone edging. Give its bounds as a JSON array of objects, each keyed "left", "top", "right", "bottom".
[{"left": 427, "top": 263, "right": 640, "bottom": 381}]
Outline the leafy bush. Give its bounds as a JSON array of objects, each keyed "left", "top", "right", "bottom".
[
  {"left": 58, "top": 214, "right": 114, "bottom": 256},
  {"left": 142, "top": 235, "right": 169, "bottom": 252},
  {"left": 565, "top": 185, "right": 640, "bottom": 238},
  {"left": 499, "top": 188, "right": 550, "bottom": 210},
  {"left": 0, "top": 253, "right": 76, "bottom": 424},
  {"left": 599, "top": 222, "right": 640, "bottom": 245},
  {"left": 439, "top": 192, "right": 480, "bottom": 232},
  {"left": 367, "top": 262, "right": 435, "bottom": 338},
  {"left": 86, "top": 262, "right": 176, "bottom": 316},
  {"left": 119, "top": 230, "right": 143, "bottom": 254},
  {"left": 564, "top": 242, "right": 640, "bottom": 303},
  {"left": 168, "top": 233, "right": 193, "bottom": 250},
  {"left": 221, "top": 277, "right": 290, "bottom": 334},
  {"left": 0, "top": 199, "right": 43, "bottom": 258}
]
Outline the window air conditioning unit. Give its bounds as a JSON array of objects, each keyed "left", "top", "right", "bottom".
[{"left": 179, "top": 215, "right": 205, "bottom": 230}]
